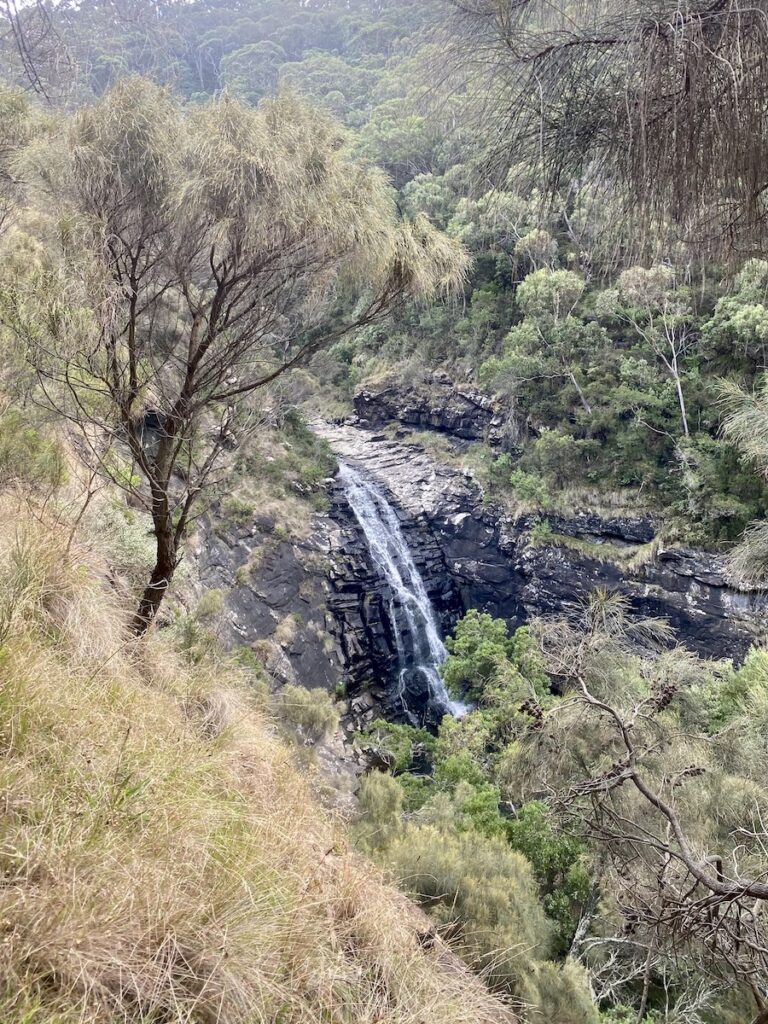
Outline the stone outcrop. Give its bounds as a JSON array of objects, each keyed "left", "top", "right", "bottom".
[
  {"left": 195, "top": 407, "right": 768, "bottom": 729},
  {"left": 354, "top": 372, "right": 512, "bottom": 448},
  {"left": 317, "top": 422, "right": 768, "bottom": 668},
  {"left": 195, "top": 511, "right": 346, "bottom": 690}
]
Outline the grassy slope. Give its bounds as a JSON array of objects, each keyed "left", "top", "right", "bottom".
[{"left": 0, "top": 495, "right": 513, "bottom": 1024}]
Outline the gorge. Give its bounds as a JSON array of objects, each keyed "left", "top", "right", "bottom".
[
  {"left": 200, "top": 379, "right": 768, "bottom": 723},
  {"left": 6, "top": 3, "right": 768, "bottom": 1017}
]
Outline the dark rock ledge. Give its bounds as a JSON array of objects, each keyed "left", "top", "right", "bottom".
[{"left": 354, "top": 372, "right": 513, "bottom": 448}]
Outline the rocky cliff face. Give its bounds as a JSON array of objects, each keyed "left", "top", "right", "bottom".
[
  {"left": 195, "top": 511, "right": 346, "bottom": 691},
  {"left": 354, "top": 372, "right": 514, "bottom": 448},
  {"left": 318, "top": 422, "right": 768, "bottom": 672},
  {"left": 197, "top": 386, "right": 768, "bottom": 726}
]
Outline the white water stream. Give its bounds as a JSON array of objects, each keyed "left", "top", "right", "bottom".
[{"left": 337, "top": 462, "right": 467, "bottom": 720}]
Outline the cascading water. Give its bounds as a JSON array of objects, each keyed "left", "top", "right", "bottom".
[{"left": 337, "top": 462, "right": 467, "bottom": 720}]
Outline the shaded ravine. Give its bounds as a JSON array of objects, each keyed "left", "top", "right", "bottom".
[{"left": 337, "top": 462, "right": 467, "bottom": 721}]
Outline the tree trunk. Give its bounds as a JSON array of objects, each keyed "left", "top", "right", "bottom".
[
  {"left": 568, "top": 883, "right": 600, "bottom": 960},
  {"left": 672, "top": 365, "right": 690, "bottom": 438},
  {"left": 568, "top": 368, "right": 592, "bottom": 416},
  {"left": 131, "top": 516, "right": 177, "bottom": 636}
]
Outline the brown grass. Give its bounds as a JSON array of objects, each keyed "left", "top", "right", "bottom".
[{"left": 0, "top": 495, "right": 514, "bottom": 1024}]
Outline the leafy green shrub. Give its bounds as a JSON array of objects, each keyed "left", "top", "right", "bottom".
[
  {"left": 443, "top": 609, "right": 513, "bottom": 697},
  {"left": 486, "top": 452, "right": 514, "bottom": 491},
  {"left": 708, "top": 647, "right": 768, "bottom": 730},
  {"left": 421, "top": 779, "right": 508, "bottom": 839},
  {"left": 234, "top": 645, "right": 268, "bottom": 678},
  {"left": 506, "top": 801, "right": 591, "bottom": 953},
  {"left": 173, "top": 614, "right": 217, "bottom": 666},
  {"left": 529, "top": 519, "right": 554, "bottom": 545},
  {"left": 509, "top": 468, "right": 550, "bottom": 507},
  {"left": 531, "top": 429, "right": 601, "bottom": 489},
  {"left": 231, "top": 646, "right": 270, "bottom": 703},
  {"left": 222, "top": 496, "right": 255, "bottom": 526},
  {"left": 395, "top": 772, "right": 432, "bottom": 812},
  {"left": 433, "top": 749, "right": 487, "bottom": 789},
  {"left": 364, "top": 719, "right": 436, "bottom": 773},
  {"left": 171, "top": 589, "right": 226, "bottom": 666},
  {"left": 443, "top": 611, "right": 549, "bottom": 704},
  {"left": 280, "top": 684, "right": 339, "bottom": 740},
  {"left": 92, "top": 501, "right": 157, "bottom": 590}
]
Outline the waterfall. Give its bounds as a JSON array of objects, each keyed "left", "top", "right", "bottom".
[{"left": 337, "top": 462, "right": 467, "bottom": 720}]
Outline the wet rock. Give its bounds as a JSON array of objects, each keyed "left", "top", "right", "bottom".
[{"left": 197, "top": 396, "right": 768, "bottom": 741}]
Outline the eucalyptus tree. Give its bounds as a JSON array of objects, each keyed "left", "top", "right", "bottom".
[
  {"left": 614, "top": 266, "right": 696, "bottom": 437},
  {"left": 7, "top": 77, "right": 469, "bottom": 633}
]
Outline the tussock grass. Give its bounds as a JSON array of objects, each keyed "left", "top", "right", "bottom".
[{"left": 0, "top": 497, "right": 513, "bottom": 1024}]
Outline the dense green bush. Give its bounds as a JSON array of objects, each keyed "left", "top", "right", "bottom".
[
  {"left": 364, "top": 718, "right": 436, "bottom": 773},
  {"left": 506, "top": 802, "right": 591, "bottom": 954},
  {"left": 384, "top": 824, "right": 551, "bottom": 990}
]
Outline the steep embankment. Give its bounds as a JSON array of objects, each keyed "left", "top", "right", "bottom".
[{"left": 0, "top": 496, "right": 513, "bottom": 1024}]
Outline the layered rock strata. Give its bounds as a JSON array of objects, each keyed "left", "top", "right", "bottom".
[{"left": 318, "top": 423, "right": 768, "bottom": 668}]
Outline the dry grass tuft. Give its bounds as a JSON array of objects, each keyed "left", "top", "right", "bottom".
[{"left": 0, "top": 495, "right": 514, "bottom": 1024}]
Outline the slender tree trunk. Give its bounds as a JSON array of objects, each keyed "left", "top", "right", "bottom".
[
  {"left": 131, "top": 512, "right": 177, "bottom": 636},
  {"left": 568, "top": 882, "right": 600, "bottom": 959},
  {"left": 672, "top": 369, "right": 690, "bottom": 438},
  {"left": 567, "top": 367, "right": 592, "bottom": 415},
  {"left": 671, "top": 356, "right": 692, "bottom": 436}
]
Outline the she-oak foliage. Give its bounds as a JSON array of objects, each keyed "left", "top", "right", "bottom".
[{"left": 5, "top": 77, "right": 468, "bottom": 632}]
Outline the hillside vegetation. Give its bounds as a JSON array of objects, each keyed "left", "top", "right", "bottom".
[
  {"left": 5, "top": 2, "right": 768, "bottom": 541},
  {"left": 0, "top": 492, "right": 512, "bottom": 1024}
]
